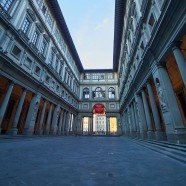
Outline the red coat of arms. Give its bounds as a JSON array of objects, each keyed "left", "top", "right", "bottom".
[{"left": 93, "top": 104, "right": 105, "bottom": 114}]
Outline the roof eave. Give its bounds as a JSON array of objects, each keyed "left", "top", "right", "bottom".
[{"left": 113, "top": 0, "right": 127, "bottom": 72}]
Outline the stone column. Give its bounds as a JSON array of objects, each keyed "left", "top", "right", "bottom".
[
  {"left": 132, "top": 101, "right": 140, "bottom": 138},
  {"left": 172, "top": 46, "right": 186, "bottom": 87},
  {"left": 106, "top": 117, "right": 110, "bottom": 134},
  {"left": 146, "top": 82, "right": 166, "bottom": 140},
  {"left": 77, "top": 117, "right": 81, "bottom": 135},
  {"left": 45, "top": 103, "right": 53, "bottom": 135},
  {"left": 67, "top": 113, "right": 72, "bottom": 135},
  {"left": 9, "top": 89, "right": 27, "bottom": 135},
  {"left": 38, "top": 100, "right": 47, "bottom": 135},
  {"left": 89, "top": 117, "right": 93, "bottom": 135},
  {"left": 65, "top": 112, "right": 70, "bottom": 135},
  {"left": 130, "top": 102, "right": 137, "bottom": 137},
  {"left": 0, "top": 82, "right": 14, "bottom": 129},
  {"left": 80, "top": 117, "right": 83, "bottom": 135},
  {"left": 72, "top": 115, "right": 77, "bottom": 135},
  {"left": 141, "top": 89, "right": 155, "bottom": 139},
  {"left": 24, "top": 93, "right": 41, "bottom": 135},
  {"left": 50, "top": 104, "right": 60, "bottom": 135},
  {"left": 135, "top": 94, "right": 148, "bottom": 138},
  {"left": 126, "top": 106, "right": 132, "bottom": 137},
  {"left": 57, "top": 109, "right": 64, "bottom": 135},
  {"left": 122, "top": 113, "right": 127, "bottom": 135},
  {"left": 124, "top": 110, "right": 130, "bottom": 136},
  {"left": 62, "top": 110, "right": 67, "bottom": 135},
  {"left": 152, "top": 64, "right": 186, "bottom": 143},
  {"left": 63, "top": 111, "right": 68, "bottom": 135}
]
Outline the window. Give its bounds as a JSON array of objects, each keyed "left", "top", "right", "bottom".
[
  {"left": 83, "top": 88, "right": 90, "bottom": 99},
  {"left": 46, "top": 13, "right": 53, "bottom": 28},
  {"left": 24, "top": 57, "right": 32, "bottom": 69},
  {"left": 55, "top": 29, "right": 60, "bottom": 41},
  {"left": 59, "top": 37, "right": 66, "bottom": 52},
  {"left": 148, "top": 13, "right": 155, "bottom": 28},
  {"left": 35, "top": 66, "right": 41, "bottom": 76},
  {"left": 51, "top": 80, "right": 55, "bottom": 88},
  {"left": 55, "top": 58, "right": 59, "bottom": 72},
  {"left": 108, "top": 87, "right": 115, "bottom": 99},
  {"left": 45, "top": 75, "right": 50, "bottom": 84},
  {"left": 99, "top": 73, "right": 105, "bottom": 80},
  {"left": 140, "top": 41, "right": 144, "bottom": 50},
  {"left": 11, "top": 45, "right": 22, "bottom": 59},
  {"left": 56, "top": 85, "right": 59, "bottom": 92},
  {"left": 93, "top": 87, "right": 105, "bottom": 98},
  {"left": 36, "top": 0, "right": 42, "bottom": 6},
  {"left": 108, "top": 73, "right": 113, "bottom": 79},
  {"left": 21, "top": 17, "right": 31, "bottom": 34},
  {"left": 84, "top": 73, "right": 90, "bottom": 80},
  {"left": 40, "top": 38, "right": 47, "bottom": 55},
  {"left": 62, "top": 90, "right": 65, "bottom": 97},
  {"left": 31, "top": 30, "right": 39, "bottom": 45},
  {"left": 49, "top": 50, "right": 55, "bottom": 65},
  {"left": 92, "top": 73, "right": 99, "bottom": 80},
  {"left": 0, "top": 0, "right": 14, "bottom": 12},
  {"left": 41, "top": 4, "right": 46, "bottom": 15}
]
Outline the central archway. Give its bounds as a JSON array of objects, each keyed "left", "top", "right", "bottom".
[{"left": 93, "top": 103, "right": 106, "bottom": 135}]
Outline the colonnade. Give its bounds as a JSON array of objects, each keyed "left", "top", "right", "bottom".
[
  {"left": 0, "top": 77, "right": 78, "bottom": 136},
  {"left": 79, "top": 115, "right": 118, "bottom": 135},
  {"left": 122, "top": 44, "right": 186, "bottom": 143}
]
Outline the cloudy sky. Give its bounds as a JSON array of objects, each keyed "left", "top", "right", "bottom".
[{"left": 58, "top": 0, "right": 115, "bottom": 69}]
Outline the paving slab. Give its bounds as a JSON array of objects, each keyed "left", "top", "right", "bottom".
[{"left": 0, "top": 136, "right": 186, "bottom": 186}]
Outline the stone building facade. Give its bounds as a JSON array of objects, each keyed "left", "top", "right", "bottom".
[
  {"left": 0, "top": 0, "right": 81, "bottom": 135},
  {"left": 0, "top": 0, "right": 185, "bottom": 143},
  {"left": 115, "top": 0, "right": 186, "bottom": 143},
  {"left": 79, "top": 70, "right": 120, "bottom": 135}
]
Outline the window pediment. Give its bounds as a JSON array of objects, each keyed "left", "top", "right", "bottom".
[{"left": 27, "top": 8, "right": 36, "bottom": 21}]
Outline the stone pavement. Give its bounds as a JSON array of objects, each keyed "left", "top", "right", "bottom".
[{"left": 0, "top": 136, "right": 186, "bottom": 186}]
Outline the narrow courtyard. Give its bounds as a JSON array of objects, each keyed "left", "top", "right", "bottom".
[{"left": 0, "top": 137, "right": 185, "bottom": 186}]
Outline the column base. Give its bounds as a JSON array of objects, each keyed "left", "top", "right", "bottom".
[
  {"left": 147, "top": 131, "right": 155, "bottom": 140},
  {"left": 8, "top": 128, "right": 18, "bottom": 135},
  {"left": 57, "top": 131, "right": 62, "bottom": 135},
  {"left": 167, "top": 129, "right": 186, "bottom": 144},
  {"left": 50, "top": 130, "right": 57, "bottom": 135},
  {"left": 130, "top": 131, "right": 137, "bottom": 138},
  {"left": 23, "top": 128, "right": 34, "bottom": 136},
  {"left": 136, "top": 131, "right": 140, "bottom": 138},
  {"left": 38, "top": 129, "right": 43, "bottom": 135},
  {"left": 155, "top": 131, "right": 167, "bottom": 141},
  {"left": 125, "top": 131, "right": 130, "bottom": 137},
  {"left": 140, "top": 131, "right": 147, "bottom": 139},
  {"left": 44, "top": 130, "right": 50, "bottom": 135}
]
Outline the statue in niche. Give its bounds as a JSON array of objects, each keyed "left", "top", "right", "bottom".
[
  {"left": 56, "top": 107, "right": 60, "bottom": 119},
  {"left": 31, "top": 94, "right": 40, "bottom": 123},
  {"left": 155, "top": 78, "right": 167, "bottom": 111}
]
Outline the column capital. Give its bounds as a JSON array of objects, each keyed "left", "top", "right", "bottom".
[
  {"left": 22, "top": 87, "right": 28, "bottom": 92},
  {"left": 7, "top": 80, "right": 15, "bottom": 85},
  {"left": 151, "top": 62, "right": 166, "bottom": 75},
  {"left": 168, "top": 41, "right": 181, "bottom": 50},
  {"left": 146, "top": 81, "right": 151, "bottom": 86}
]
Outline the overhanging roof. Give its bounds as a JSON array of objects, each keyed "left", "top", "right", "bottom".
[
  {"left": 113, "top": 0, "right": 127, "bottom": 72},
  {"left": 84, "top": 69, "right": 113, "bottom": 73}
]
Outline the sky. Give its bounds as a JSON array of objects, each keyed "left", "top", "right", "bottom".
[{"left": 58, "top": 0, "right": 115, "bottom": 69}]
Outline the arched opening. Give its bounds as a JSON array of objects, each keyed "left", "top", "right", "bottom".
[
  {"left": 93, "top": 103, "right": 106, "bottom": 135},
  {"left": 109, "top": 117, "right": 117, "bottom": 134},
  {"left": 83, "top": 87, "right": 90, "bottom": 99},
  {"left": 93, "top": 87, "right": 105, "bottom": 99},
  {"left": 108, "top": 87, "right": 115, "bottom": 99}
]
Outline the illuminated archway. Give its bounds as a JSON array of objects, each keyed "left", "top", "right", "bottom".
[{"left": 93, "top": 103, "right": 106, "bottom": 135}]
